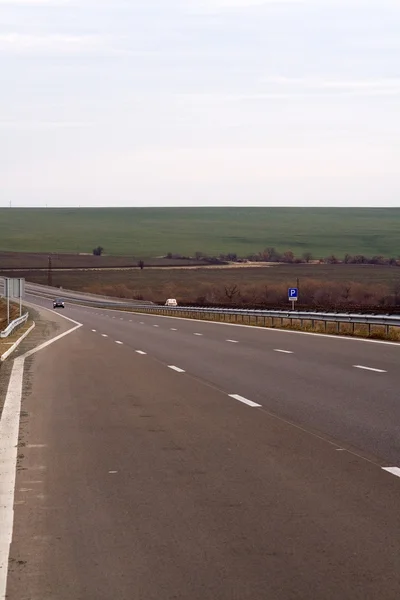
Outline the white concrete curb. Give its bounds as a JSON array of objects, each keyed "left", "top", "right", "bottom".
[{"left": 0, "top": 322, "right": 36, "bottom": 362}]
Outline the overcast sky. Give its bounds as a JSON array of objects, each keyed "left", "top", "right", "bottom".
[{"left": 1, "top": 0, "right": 399, "bottom": 207}]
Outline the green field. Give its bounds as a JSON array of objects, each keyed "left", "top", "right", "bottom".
[{"left": 0, "top": 208, "right": 399, "bottom": 258}]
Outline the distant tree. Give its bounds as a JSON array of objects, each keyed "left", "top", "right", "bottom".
[
  {"left": 344, "top": 253, "right": 352, "bottom": 264},
  {"left": 302, "top": 252, "right": 313, "bottom": 263},
  {"left": 263, "top": 247, "right": 282, "bottom": 262},
  {"left": 224, "top": 284, "right": 240, "bottom": 301},
  {"left": 326, "top": 254, "right": 339, "bottom": 264},
  {"left": 370, "top": 255, "right": 386, "bottom": 265},
  {"left": 352, "top": 254, "right": 367, "bottom": 264},
  {"left": 282, "top": 250, "right": 295, "bottom": 263},
  {"left": 138, "top": 260, "right": 144, "bottom": 270},
  {"left": 93, "top": 246, "right": 104, "bottom": 256}
]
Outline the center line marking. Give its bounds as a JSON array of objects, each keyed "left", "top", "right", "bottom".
[
  {"left": 168, "top": 365, "right": 185, "bottom": 373},
  {"left": 115, "top": 341, "right": 123, "bottom": 345},
  {"left": 229, "top": 394, "right": 261, "bottom": 408},
  {"left": 274, "top": 349, "right": 293, "bottom": 354},
  {"left": 136, "top": 350, "right": 147, "bottom": 355},
  {"left": 353, "top": 365, "right": 387, "bottom": 373},
  {"left": 101, "top": 334, "right": 108, "bottom": 338}
]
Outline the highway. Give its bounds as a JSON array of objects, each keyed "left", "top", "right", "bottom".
[{"left": 2, "top": 291, "right": 400, "bottom": 599}]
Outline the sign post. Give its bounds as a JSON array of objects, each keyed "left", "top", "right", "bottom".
[
  {"left": 288, "top": 287, "right": 298, "bottom": 310},
  {"left": 2, "top": 278, "right": 25, "bottom": 323}
]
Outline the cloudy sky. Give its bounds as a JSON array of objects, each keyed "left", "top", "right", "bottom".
[{"left": 1, "top": 0, "right": 399, "bottom": 207}]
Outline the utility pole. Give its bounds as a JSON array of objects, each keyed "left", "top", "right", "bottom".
[{"left": 48, "top": 255, "right": 53, "bottom": 287}]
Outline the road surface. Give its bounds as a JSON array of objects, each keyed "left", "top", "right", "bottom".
[{"left": 1, "top": 292, "right": 399, "bottom": 599}]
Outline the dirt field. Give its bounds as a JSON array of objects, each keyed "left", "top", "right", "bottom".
[{"left": 0, "top": 251, "right": 207, "bottom": 270}]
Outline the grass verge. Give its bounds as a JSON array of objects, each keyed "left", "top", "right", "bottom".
[{"left": 0, "top": 320, "right": 35, "bottom": 360}]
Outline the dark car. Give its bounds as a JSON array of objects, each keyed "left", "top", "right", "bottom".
[{"left": 53, "top": 298, "right": 65, "bottom": 309}]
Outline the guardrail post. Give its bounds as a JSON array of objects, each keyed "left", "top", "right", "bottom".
[
  {"left": 386, "top": 324, "right": 389, "bottom": 337},
  {"left": 368, "top": 323, "right": 371, "bottom": 336},
  {"left": 337, "top": 321, "right": 340, "bottom": 333}
]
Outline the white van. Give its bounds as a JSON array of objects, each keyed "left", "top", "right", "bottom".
[{"left": 165, "top": 298, "right": 178, "bottom": 307}]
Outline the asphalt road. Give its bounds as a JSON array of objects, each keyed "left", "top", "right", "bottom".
[{"left": 3, "top": 293, "right": 400, "bottom": 599}]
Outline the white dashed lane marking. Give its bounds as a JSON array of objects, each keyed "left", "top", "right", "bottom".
[
  {"left": 168, "top": 366, "right": 185, "bottom": 373},
  {"left": 353, "top": 365, "right": 387, "bottom": 373},
  {"left": 229, "top": 394, "right": 262, "bottom": 408},
  {"left": 226, "top": 339, "right": 238, "bottom": 343},
  {"left": 101, "top": 334, "right": 108, "bottom": 338},
  {"left": 115, "top": 341, "right": 123, "bottom": 345},
  {"left": 92, "top": 329, "right": 97, "bottom": 332},
  {"left": 193, "top": 333, "right": 203, "bottom": 336},
  {"left": 136, "top": 350, "right": 147, "bottom": 355},
  {"left": 274, "top": 349, "right": 293, "bottom": 354}
]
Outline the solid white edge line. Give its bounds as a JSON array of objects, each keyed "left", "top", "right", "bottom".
[
  {"left": 0, "top": 305, "right": 85, "bottom": 599},
  {"left": 168, "top": 365, "right": 185, "bottom": 373},
  {"left": 0, "top": 357, "right": 24, "bottom": 599},
  {"left": 353, "top": 365, "right": 387, "bottom": 373},
  {"left": 382, "top": 467, "right": 400, "bottom": 478},
  {"left": 1, "top": 322, "right": 36, "bottom": 363},
  {"left": 23, "top": 323, "right": 82, "bottom": 359},
  {"left": 229, "top": 394, "right": 262, "bottom": 408}
]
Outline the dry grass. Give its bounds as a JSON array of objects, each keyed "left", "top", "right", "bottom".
[
  {"left": 0, "top": 300, "right": 20, "bottom": 331},
  {"left": 5, "top": 263, "right": 400, "bottom": 312}
]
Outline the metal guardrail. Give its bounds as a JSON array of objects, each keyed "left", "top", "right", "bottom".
[
  {"left": 129, "top": 305, "right": 400, "bottom": 335},
  {"left": 0, "top": 312, "right": 29, "bottom": 338}
]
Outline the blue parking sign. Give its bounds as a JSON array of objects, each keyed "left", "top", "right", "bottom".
[{"left": 288, "top": 287, "right": 298, "bottom": 300}]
